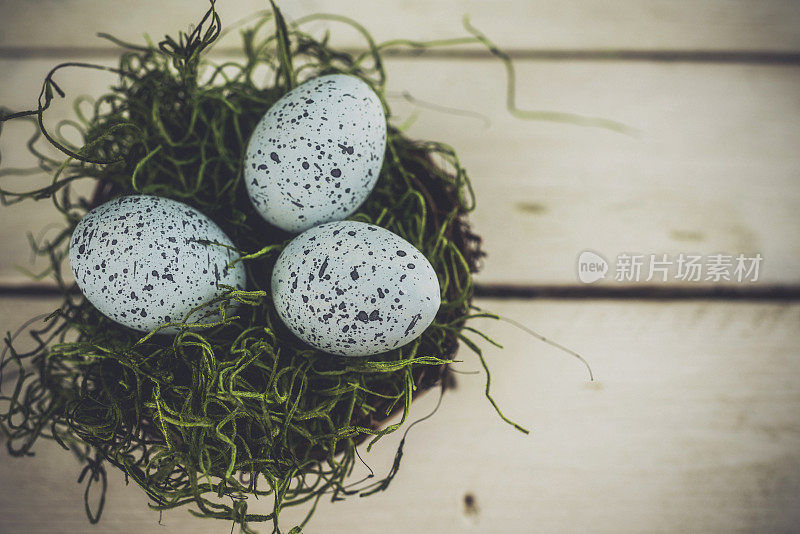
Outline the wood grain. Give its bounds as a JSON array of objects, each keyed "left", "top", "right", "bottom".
[
  {"left": 1, "top": 1, "right": 800, "bottom": 54},
  {"left": 2, "top": 297, "right": 799, "bottom": 532},
  {"left": 2, "top": 58, "right": 799, "bottom": 287}
]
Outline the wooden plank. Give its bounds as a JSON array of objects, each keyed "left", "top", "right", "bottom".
[
  {"left": 392, "top": 59, "right": 800, "bottom": 287},
  {"left": 2, "top": 297, "right": 799, "bottom": 532},
  {"left": 1, "top": 1, "right": 800, "bottom": 54},
  {"left": 2, "top": 57, "right": 799, "bottom": 287}
]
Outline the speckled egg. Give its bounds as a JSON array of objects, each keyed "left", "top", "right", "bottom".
[
  {"left": 69, "top": 195, "right": 246, "bottom": 334},
  {"left": 244, "top": 74, "right": 387, "bottom": 233},
  {"left": 271, "top": 221, "right": 441, "bottom": 356}
]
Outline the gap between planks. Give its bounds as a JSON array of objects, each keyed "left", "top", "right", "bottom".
[
  {"left": 1, "top": 283, "right": 799, "bottom": 301},
  {"left": 2, "top": 46, "right": 800, "bottom": 65}
]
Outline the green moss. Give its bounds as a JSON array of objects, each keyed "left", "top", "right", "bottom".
[{"left": 0, "top": 2, "right": 532, "bottom": 532}]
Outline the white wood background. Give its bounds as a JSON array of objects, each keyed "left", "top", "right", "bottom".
[{"left": 1, "top": 1, "right": 799, "bottom": 533}]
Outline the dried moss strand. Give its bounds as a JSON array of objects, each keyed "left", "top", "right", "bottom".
[{"left": 460, "top": 16, "right": 634, "bottom": 134}]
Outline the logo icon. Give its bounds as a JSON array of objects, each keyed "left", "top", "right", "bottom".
[{"left": 577, "top": 250, "right": 608, "bottom": 283}]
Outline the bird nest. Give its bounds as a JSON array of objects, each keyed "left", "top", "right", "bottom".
[{"left": 0, "top": 3, "right": 531, "bottom": 532}]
